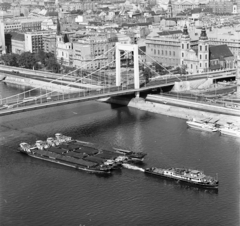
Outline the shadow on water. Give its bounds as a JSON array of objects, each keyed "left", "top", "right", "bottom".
[{"left": 144, "top": 173, "right": 218, "bottom": 195}]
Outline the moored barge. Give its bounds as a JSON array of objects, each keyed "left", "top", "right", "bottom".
[{"left": 145, "top": 167, "right": 219, "bottom": 189}]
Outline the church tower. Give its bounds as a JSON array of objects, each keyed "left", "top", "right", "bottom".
[
  {"left": 167, "top": 0, "right": 173, "bottom": 18},
  {"left": 180, "top": 24, "right": 190, "bottom": 66},
  {"left": 198, "top": 27, "right": 209, "bottom": 73}
]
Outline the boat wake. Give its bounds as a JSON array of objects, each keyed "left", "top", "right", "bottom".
[{"left": 122, "top": 163, "right": 145, "bottom": 172}]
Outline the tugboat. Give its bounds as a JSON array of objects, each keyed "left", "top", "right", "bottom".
[
  {"left": 145, "top": 167, "right": 219, "bottom": 189},
  {"left": 186, "top": 118, "right": 219, "bottom": 132}
]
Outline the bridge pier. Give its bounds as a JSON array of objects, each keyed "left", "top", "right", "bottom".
[{"left": 135, "top": 91, "right": 140, "bottom": 98}]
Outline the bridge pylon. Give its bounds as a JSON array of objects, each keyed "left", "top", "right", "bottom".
[{"left": 115, "top": 43, "right": 140, "bottom": 90}]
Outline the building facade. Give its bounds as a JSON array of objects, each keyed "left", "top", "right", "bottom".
[
  {"left": 146, "top": 30, "right": 183, "bottom": 67},
  {"left": 72, "top": 35, "right": 116, "bottom": 69},
  {"left": 25, "top": 30, "right": 56, "bottom": 53},
  {"left": 43, "top": 34, "right": 56, "bottom": 54},
  {"left": 12, "top": 32, "right": 25, "bottom": 54},
  {"left": 207, "top": 0, "right": 233, "bottom": 14}
]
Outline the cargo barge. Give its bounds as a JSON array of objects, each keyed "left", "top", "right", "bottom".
[
  {"left": 19, "top": 133, "right": 144, "bottom": 174},
  {"left": 145, "top": 167, "right": 219, "bottom": 189},
  {"left": 19, "top": 142, "right": 113, "bottom": 174}
]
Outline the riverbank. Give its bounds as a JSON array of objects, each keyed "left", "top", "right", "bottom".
[{"left": 100, "top": 95, "right": 240, "bottom": 127}]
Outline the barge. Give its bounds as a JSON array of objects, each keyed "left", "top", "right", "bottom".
[
  {"left": 145, "top": 167, "right": 219, "bottom": 189},
  {"left": 19, "top": 142, "right": 112, "bottom": 174},
  {"left": 19, "top": 133, "right": 145, "bottom": 174},
  {"left": 186, "top": 118, "right": 219, "bottom": 132}
]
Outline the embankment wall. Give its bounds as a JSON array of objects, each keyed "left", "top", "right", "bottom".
[{"left": 99, "top": 95, "right": 240, "bottom": 126}]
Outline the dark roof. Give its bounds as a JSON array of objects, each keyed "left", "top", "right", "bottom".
[
  {"left": 121, "top": 22, "right": 151, "bottom": 27},
  {"left": 12, "top": 32, "right": 25, "bottom": 41},
  {"left": 209, "top": 45, "right": 233, "bottom": 60},
  {"left": 88, "top": 21, "right": 104, "bottom": 26},
  {"left": 46, "top": 11, "right": 58, "bottom": 16},
  {"left": 157, "top": 30, "right": 182, "bottom": 36},
  {"left": 138, "top": 46, "right": 146, "bottom": 55}
]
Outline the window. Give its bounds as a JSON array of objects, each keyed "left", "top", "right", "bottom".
[
  {"left": 165, "top": 50, "right": 167, "bottom": 55},
  {"left": 162, "top": 50, "right": 164, "bottom": 55},
  {"left": 182, "top": 44, "right": 184, "bottom": 49},
  {"left": 154, "top": 49, "right": 156, "bottom": 54},
  {"left": 173, "top": 51, "right": 175, "bottom": 56},
  {"left": 205, "top": 45, "right": 208, "bottom": 51},
  {"left": 158, "top": 50, "right": 160, "bottom": 54},
  {"left": 187, "top": 44, "right": 189, "bottom": 49},
  {"left": 205, "top": 54, "right": 207, "bottom": 60},
  {"left": 200, "top": 45, "right": 202, "bottom": 51},
  {"left": 205, "top": 62, "right": 207, "bottom": 67},
  {"left": 200, "top": 63, "right": 202, "bottom": 68},
  {"left": 191, "top": 64, "right": 193, "bottom": 69},
  {"left": 182, "top": 52, "right": 184, "bottom": 57},
  {"left": 200, "top": 54, "right": 201, "bottom": 59},
  {"left": 169, "top": 51, "right": 171, "bottom": 56}
]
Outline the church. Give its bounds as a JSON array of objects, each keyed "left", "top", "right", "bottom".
[{"left": 180, "top": 25, "right": 235, "bottom": 74}]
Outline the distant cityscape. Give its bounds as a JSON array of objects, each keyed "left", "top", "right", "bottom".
[{"left": 0, "top": 0, "right": 239, "bottom": 75}]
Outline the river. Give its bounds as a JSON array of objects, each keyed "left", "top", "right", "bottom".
[{"left": 0, "top": 82, "right": 239, "bottom": 226}]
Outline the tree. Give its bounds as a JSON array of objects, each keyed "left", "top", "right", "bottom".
[
  {"left": 1, "top": 53, "right": 19, "bottom": 66},
  {"left": 18, "top": 52, "right": 37, "bottom": 69},
  {"left": 34, "top": 50, "right": 46, "bottom": 65},
  {"left": 46, "top": 57, "right": 60, "bottom": 73},
  {"left": 143, "top": 67, "right": 152, "bottom": 84}
]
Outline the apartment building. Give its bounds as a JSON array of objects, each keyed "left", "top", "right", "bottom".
[
  {"left": 72, "top": 36, "right": 116, "bottom": 69},
  {"left": 3, "top": 17, "right": 44, "bottom": 32},
  {"left": 25, "top": 30, "right": 56, "bottom": 53},
  {"left": 43, "top": 34, "right": 56, "bottom": 54},
  {"left": 146, "top": 30, "right": 184, "bottom": 66}
]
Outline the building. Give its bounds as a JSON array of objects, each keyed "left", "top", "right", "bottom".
[
  {"left": 56, "top": 33, "right": 73, "bottom": 66},
  {"left": 12, "top": 32, "right": 25, "bottom": 54},
  {"left": 43, "top": 34, "right": 56, "bottom": 54},
  {"left": 138, "top": 46, "right": 146, "bottom": 64},
  {"left": 72, "top": 35, "right": 117, "bottom": 69},
  {"left": 167, "top": 0, "right": 173, "bottom": 18},
  {"left": 146, "top": 30, "right": 184, "bottom": 67},
  {"left": 181, "top": 26, "right": 234, "bottom": 74},
  {"left": 3, "top": 17, "right": 45, "bottom": 32},
  {"left": 25, "top": 30, "right": 56, "bottom": 53},
  {"left": 207, "top": 0, "right": 234, "bottom": 14},
  {"left": 206, "top": 27, "right": 240, "bottom": 59}
]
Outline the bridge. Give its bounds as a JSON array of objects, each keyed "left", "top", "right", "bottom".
[{"left": 0, "top": 43, "right": 236, "bottom": 116}]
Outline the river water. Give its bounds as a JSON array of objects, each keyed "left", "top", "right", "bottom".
[{"left": 0, "top": 82, "right": 239, "bottom": 226}]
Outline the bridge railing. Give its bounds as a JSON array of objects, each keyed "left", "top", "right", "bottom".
[{"left": 0, "top": 82, "right": 138, "bottom": 111}]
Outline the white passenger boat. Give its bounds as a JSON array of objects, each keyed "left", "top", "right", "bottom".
[
  {"left": 186, "top": 118, "right": 219, "bottom": 132},
  {"left": 219, "top": 123, "right": 240, "bottom": 138}
]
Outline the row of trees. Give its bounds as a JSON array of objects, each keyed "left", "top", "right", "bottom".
[{"left": 0, "top": 51, "right": 61, "bottom": 73}]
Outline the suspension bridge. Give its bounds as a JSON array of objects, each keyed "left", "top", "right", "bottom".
[{"left": 0, "top": 43, "right": 236, "bottom": 116}]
